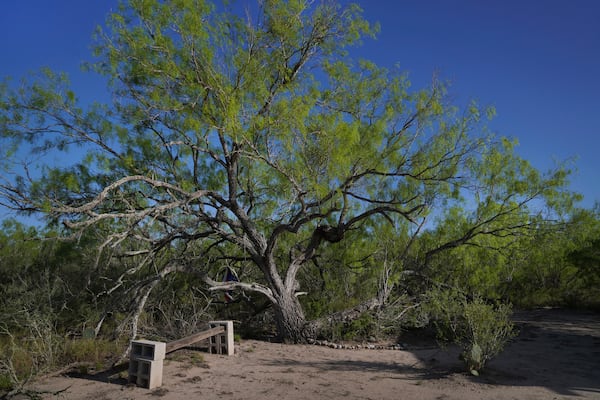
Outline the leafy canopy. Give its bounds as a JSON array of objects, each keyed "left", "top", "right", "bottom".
[{"left": 0, "top": 0, "right": 574, "bottom": 314}]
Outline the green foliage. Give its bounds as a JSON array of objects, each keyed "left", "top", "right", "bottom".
[
  {"left": 0, "top": 220, "right": 109, "bottom": 335},
  {"left": 319, "top": 311, "right": 378, "bottom": 342},
  {"left": 567, "top": 239, "right": 600, "bottom": 308},
  {"left": 0, "top": 313, "right": 63, "bottom": 390},
  {"left": 416, "top": 205, "right": 600, "bottom": 312},
  {"left": 0, "top": 220, "right": 134, "bottom": 382},
  {"left": 0, "top": 324, "right": 122, "bottom": 392},
  {"left": 343, "top": 312, "right": 377, "bottom": 340},
  {"left": 425, "top": 288, "right": 516, "bottom": 375},
  {"left": 301, "top": 240, "right": 380, "bottom": 320},
  {"left": 141, "top": 273, "right": 215, "bottom": 341},
  {"left": 63, "top": 338, "right": 122, "bottom": 369},
  {"left": 0, "top": 372, "right": 12, "bottom": 391},
  {"left": 502, "top": 208, "right": 600, "bottom": 309}
]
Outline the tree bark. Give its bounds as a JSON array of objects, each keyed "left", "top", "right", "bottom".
[{"left": 272, "top": 291, "right": 314, "bottom": 343}]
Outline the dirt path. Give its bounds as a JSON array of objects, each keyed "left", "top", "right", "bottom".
[{"left": 29, "top": 309, "right": 600, "bottom": 400}]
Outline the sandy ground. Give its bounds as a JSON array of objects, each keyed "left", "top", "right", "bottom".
[{"left": 27, "top": 309, "right": 600, "bottom": 400}]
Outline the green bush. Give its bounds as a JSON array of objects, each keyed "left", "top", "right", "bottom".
[
  {"left": 0, "top": 313, "right": 64, "bottom": 392},
  {"left": 343, "top": 313, "right": 377, "bottom": 340},
  {"left": 425, "top": 289, "right": 517, "bottom": 375},
  {"left": 1, "top": 335, "right": 42, "bottom": 391},
  {"left": 63, "top": 338, "right": 121, "bottom": 369},
  {"left": 0, "top": 372, "right": 13, "bottom": 391},
  {"left": 0, "top": 308, "right": 125, "bottom": 396},
  {"left": 319, "top": 312, "right": 378, "bottom": 342}
]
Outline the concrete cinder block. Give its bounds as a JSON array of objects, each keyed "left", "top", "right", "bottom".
[
  {"left": 129, "top": 340, "right": 166, "bottom": 389},
  {"left": 208, "top": 320, "right": 234, "bottom": 356},
  {"left": 131, "top": 339, "right": 166, "bottom": 360},
  {"left": 128, "top": 358, "right": 163, "bottom": 389}
]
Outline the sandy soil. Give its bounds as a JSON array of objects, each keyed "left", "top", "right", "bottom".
[{"left": 28, "top": 309, "right": 600, "bottom": 400}]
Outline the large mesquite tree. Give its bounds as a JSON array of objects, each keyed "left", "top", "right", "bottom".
[{"left": 1, "top": 0, "right": 572, "bottom": 342}]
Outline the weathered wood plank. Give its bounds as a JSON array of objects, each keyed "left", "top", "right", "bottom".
[{"left": 165, "top": 326, "right": 225, "bottom": 353}]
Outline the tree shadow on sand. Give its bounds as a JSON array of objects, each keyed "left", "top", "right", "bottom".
[
  {"left": 406, "top": 308, "right": 600, "bottom": 397},
  {"left": 263, "top": 309, "right": 600, "bottom": 398},
  {"left": 62, "top": 362, "right": 130, "bottom": 386},
  {"left": 476, "top": 309, "right": 600, "bottom": 397}
]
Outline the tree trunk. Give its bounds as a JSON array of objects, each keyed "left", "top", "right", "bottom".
[{"left": 272, "top": 291, "right": 314, "bottom": 343}]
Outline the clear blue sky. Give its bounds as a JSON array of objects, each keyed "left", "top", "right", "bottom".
[{"left": 1, "top": 1, "right": 599, "bottom": 211}]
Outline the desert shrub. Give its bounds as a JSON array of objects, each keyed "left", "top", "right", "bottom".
[
  {"left": 343, "top": 312, "right": 378, "bottom": 340},
  {"left": 63, "top": 338, "right": 122, "bottom": 369},
  {"left": 425, "top": 288, "right": 517, "bottom": 375},
  {"left": 0, "top": 319, "right": 123, "bottom": 396},
  {"left": 460, "top": 299, "right": 516, "bottom": 374},
  {"left": 0, "top": 372, "right": 12, "bottom": 392},
  {"left": 0, "top": 317, "right": 62, "bottom": 392},
  {"left": 140, "top": 275, "right": 214, "bottom": 341},
  {"left": 318, "top": 312, "right": 378, "bottom": 342}
]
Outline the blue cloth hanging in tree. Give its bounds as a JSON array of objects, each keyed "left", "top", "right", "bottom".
[{"left": 222, "top": 267, "right": 239, "bottom": 303}]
